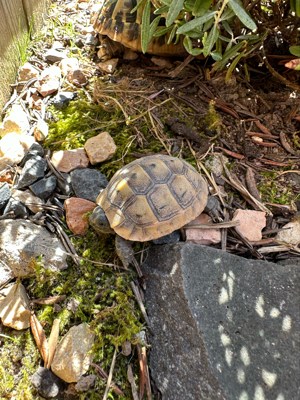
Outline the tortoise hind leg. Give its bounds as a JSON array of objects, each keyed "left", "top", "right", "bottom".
[
  {"left": 115, "top": 235, "right": 143, "bottom": 278},
  {"left": 98, "top": 35, "right": 125, "bottom": 61}
]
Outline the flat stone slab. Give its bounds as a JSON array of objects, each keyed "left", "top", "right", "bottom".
[
  {"left": 142, "top": 243, "right": 300, "bottom": 400},
  {"left": 0, "top": 220, "right": 67, "bottom": 283}
]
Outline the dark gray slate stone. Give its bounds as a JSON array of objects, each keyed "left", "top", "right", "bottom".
[
  {"left": 19, "top": 142, "right": 44, "bottom": 167},
  {"left": 53, "top": 92, "right": 76, "bottom": 109},
  {"left": 16, "top": 156, "right": 47, "bottom": 189},
  {"left": 29, "top": 175, "right": 57, "bottom": 199},
  {"left": 57, "top": 172, "right": 73, "bottom": 196},
  {"left": 277, "top": 258, "right": 300, "bottom": 267},
  {"left": 153, "top": 230, "right": 181, "bottom": 245},
  {"left": 3, "top": 198, "right": 28, "bottom": 218},
  {"left": 0, "top": 182, "right": 11, "bottom": 210},
  {"left": 142, "top": 243, "right": 300, "bottom": 400},
  {"left": 31, "top": 367, "right": 65, "bottom": 398},
  {"left": 71, "top": 168, "right": 108, "bottom": 202}
]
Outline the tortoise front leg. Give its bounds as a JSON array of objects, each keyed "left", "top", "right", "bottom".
[{"left": 115, "top": 235, "right": 143, "bottom": 278}]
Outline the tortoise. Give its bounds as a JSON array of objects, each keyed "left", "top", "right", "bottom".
[
  {"left": 89, "top": 154, "right": 208, "bottom": 269},
  {"left": 93, "top": 0, "right": 186, "bottom": 61}
]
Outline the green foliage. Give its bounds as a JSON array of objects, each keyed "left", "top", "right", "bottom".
[
  {"left": 139, "top": 0, "right": 298, "bottom": 81},
  {"left": 12, "top": 15, "right": 34, "bottom": 64}
]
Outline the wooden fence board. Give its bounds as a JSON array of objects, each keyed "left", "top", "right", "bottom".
[{"left": 0, "top": 0, "right": 50, "bottom": 115}]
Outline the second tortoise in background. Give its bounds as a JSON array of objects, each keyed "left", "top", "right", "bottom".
[{"left": 93, "top": 0, "right": 186, "bottom": 60}]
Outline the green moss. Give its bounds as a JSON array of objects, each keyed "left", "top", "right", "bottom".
[{"left": 258, "top": 171, "right": 293, "bottom": 205}]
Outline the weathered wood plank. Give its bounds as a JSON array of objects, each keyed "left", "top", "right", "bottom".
[{"left": 0, "top": 0, "right": 50, "bottom": 114}]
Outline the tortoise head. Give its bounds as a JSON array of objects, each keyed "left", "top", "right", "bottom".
[{"left": 89, "top": 206, "right": 114, "bottom": 235}]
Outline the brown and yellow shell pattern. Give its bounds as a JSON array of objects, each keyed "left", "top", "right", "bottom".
[
  {"left": 97, "top": 155, "right": 208, "bottom": 242},
  {"left": 93, "top": 0, "right": 185, "bottom": 56}
]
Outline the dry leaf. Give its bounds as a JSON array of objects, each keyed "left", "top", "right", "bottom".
[
  {"left": 46, "top": 319, "right": 60, "bottom": 369},
  {"left": 127, "top": 365, "right": 139, "bottom": 400},
  {"left": 30, "top": 311, "right": 49, "bottom": 366}
]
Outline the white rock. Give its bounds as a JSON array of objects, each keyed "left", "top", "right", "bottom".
[
  {"left": 0, "top": 132, "right": 35, "bottom": 172},
  {"left": 98, "top": 58, "right": 119, "bottom": 74},
  {"left": 0, "top": 283, "right": 30, "bottom": 330},
  {"left": 19, "top": 62, "right": 40, "bottom": 82},
  {"left": 11, "top": 189, "right": 45, "bottom": 213},
  {"left": 34, "top": 119, "right": 49, "bottom": 141},
  {"left": 205, "top": 153, "right": 229, "bottom": 177},
  {"left": 0, "top": 104, "right": 30, "bottom": 137},
  {"left": 0, "top": 220, "right": 68, "bottom": 277},
  {"left": 275, "top": 220, "right": 300, "bottom": 246},
  {"left": 51, "top": 323, "right": 95, "bottom": 382},
  {"left": 84, "top": 131, "right": 117, "bottom": 164},
  {"left": 35, "top": 66, "right": 61, "bottom": 97},
  {"left": 81, "top": 26, "right": 96, "bottom": 35},
  {"left": 59, "top": 57, "right": 80, "bottom": 75},
  {"left": 45, "top": 49, "right": 67, "bottom": 63}
]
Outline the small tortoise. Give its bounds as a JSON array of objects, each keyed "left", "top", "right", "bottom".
[
  {"left": 93, "top": 0, "right": 185, "bottom": 60},
  {"left": 89, "top": 155, "right": 208, "bottom": 268}
]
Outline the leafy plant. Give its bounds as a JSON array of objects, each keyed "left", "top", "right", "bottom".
[
  {"left": 103, "top": 0, "right": 299, "bottom": 83},
  {"left": 12, "top": 15, "right": 34, "bottom": 64}
]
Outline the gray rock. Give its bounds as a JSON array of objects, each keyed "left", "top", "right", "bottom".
[
  {"left": 53, "top": 92, "right": 76, "bottom": 109},
  {"left": 142, "top": 243, "right": 300, "bottom": 400},
  {"left": 71, "top": 168, "right": 108, "bottom": 202},
  {"left": 31, "top": 367, "right": 65, "bottom": 398},
  {"left": 29, "top": 175, "right": 57, "bottom": 199},
  {"left": 277, "top": 258, "right": 300, "bottom": 267},
  {"left": 0, "top": 219, "right": 68, "bottom": 277},
  {"left": 16, "top": 156, "right": 47, "bottom": 189},
  {"left": 45, "top": 49, "right": 66, "bottom": 63},
  {"left": 19, "top": 142, "right": 44, "bottom": 167},
  {"left": 153, "top": 230, "right": 181, "bottom": 245},
  {"left": 57, "top": 172, "right": 73, "bottom": 196},
  {"left": 3, "top": 198, "right": 28, "bottom": 218},
  {"left": 74, "top": 38, "right": 84, "bottom": 48},
  {"left": 85, "top": 33, "right": 99, "bottom": 46},
  {"left": 0, "top": 182, "right": 11, "bottom": 210}
]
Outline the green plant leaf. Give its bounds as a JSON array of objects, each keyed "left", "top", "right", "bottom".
[
  {"left": 203, "top": 24, "right": 219, "bottom": 56},
  {"left": 167, "top": 24, "right": 177, "bottom": 44},
  {"left": 177, "top": 11, "right": 216, "bottom": 34},
  {"left": 211, "top": 52, "right": 223, "bottom": 61},
  {"left": 166, "top": 0, "right": 185, "bottom": 26},
  {"left": 220, "top": 7, "right": 236, "bottom": 20},
  {"left": 154, "top": 5, "right": 169, "bottom": 14},
  {"left": 212, "top": 40, "right": 246, "bottom": 70},
  {"left": 183, "top": 36, "right": 203, "bottom": 55},
  {"left": 290, "top": 46, "right": 300, "bottom": 57},
  {"left": 222, "top": 21, "right": 233, "bottom": 36},
  {"left": 141, "top": 0, "right": 151, "bottom": 53},
  {"left": 193, "top": 0, "right": 213, "bottom": 16},
  {"left": 183, "top": 35, "right": 193, "bottom": 52},
  {"left": 184, "top": 29, "right": 204, "bottom": 39},
  {"left": 149, "top": 16, "right": 162, "bottom": 38},
  {"left": 225, "top": 49, "right": 246, "bottom": 82},
  {"left": 153, "top": 25, "right": 173, "bottom": 37},
  {"left": 131, "top": 0, "right": 147, "bottom": 14},
  {"left": 228, "top": 0, "right": 257, "bottom": 30},
  {"left": 203, "top": 16, "right": 215, "bottom": 32}
]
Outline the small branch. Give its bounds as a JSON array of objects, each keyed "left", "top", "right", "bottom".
[{"left": 102, "top": 347, "right": 118, "bottom": 400}]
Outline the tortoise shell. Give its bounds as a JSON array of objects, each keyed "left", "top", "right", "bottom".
[
  {"left": 97, "top": 155, "right": 208, "bottom": 242},
  {"left": 93, "top": 0, "right": 185, "bottom": 56}
]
